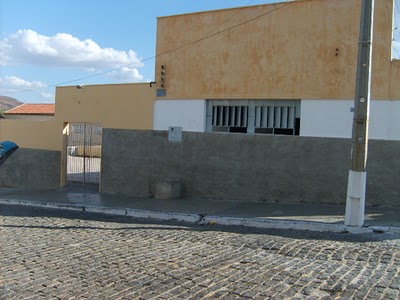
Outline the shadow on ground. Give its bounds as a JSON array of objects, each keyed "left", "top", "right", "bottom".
[{"left": 1, "top": 203, "right": 399, "bottom": 243}]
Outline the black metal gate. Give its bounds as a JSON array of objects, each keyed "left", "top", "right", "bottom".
[{"left": 66, "top": 123, "right": 101, "bottom": 189}]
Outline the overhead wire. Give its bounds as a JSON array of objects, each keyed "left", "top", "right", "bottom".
[
  {"left": 6, "top": 0, "right": 297, "bottom": 95},
  {"left": 41, "top": 0, "right": 261, "bottom": 89},
  {"left": 156, "top": 1, "right": 294, "bottom": 58},
  {"left": 166, "top": 0, "right": 258, "bottom": 64}
]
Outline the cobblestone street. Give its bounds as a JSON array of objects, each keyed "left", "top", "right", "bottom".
[{"left": 1, "top": 204, "right": 400, "bottom": 299}]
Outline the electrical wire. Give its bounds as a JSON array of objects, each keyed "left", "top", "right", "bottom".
[
  {"left": 12, "top": 0, "right": 382, "bottom": 95},
  {"left": 166, "top": 0, "right": 258, "bottom": 64},
  {"left": 56, "top": 0, "right": 263, "bottom": 87},
  {"left": 5, "top": 0, "right": 296, "bottom": 95},
  {"left": 157, "top": 1, "right": 294, "bottom": 58}
]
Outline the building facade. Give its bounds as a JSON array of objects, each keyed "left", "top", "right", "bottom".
[
  {"left": 153, "top": 0, "right": 400, "bottom": 140},
  {"left": 0, "top": 83, "right": 156, "bottom": 190}
]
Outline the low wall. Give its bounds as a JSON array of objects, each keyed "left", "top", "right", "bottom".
[
  {"left": 0, "top": 148, "right": 61, "bottom": 189},
  {"left": 0, "top": 119, "right": 63, "bottom": 151},
  {"left": 101, "top": 129, "right": 400, "bottom": 206}
]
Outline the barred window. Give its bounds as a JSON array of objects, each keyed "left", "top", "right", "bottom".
[
  {"left": 206, "top": 100, "right": 300, "bottom": 135},
  {"left": 211, "top": 106, "right": 248, "bottom": 133}
]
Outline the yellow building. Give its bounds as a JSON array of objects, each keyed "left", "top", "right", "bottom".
[
  {"left": 0, "top": 83, "right": 155, "bottom": 189},
  {"left": 56, "top": 83, "right": 155, "bottom": 130},
  {"left": 1, "top": 0, "right": 399, "bottom": 194},
  {"left": 153, "top": 0, "right": 400, "bottom": 140}
]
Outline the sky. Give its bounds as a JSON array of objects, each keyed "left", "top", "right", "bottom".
[{"left": 0, "top": 0, "right": 399, "bottom": 103}]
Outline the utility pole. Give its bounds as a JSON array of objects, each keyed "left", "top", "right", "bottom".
[{"left": 345, "top": 0, "right": 375, "bottom": 227}]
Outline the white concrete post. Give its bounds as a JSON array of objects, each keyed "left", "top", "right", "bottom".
[{"left": 345, "top": 171, "right": 367, "bottom": 226}]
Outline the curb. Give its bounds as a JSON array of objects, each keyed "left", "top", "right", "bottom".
[
  {"left": 0, "top": 199, "right": 398, "bottom": 235},
  {"left": 200, "top": 215, "right": 350, "bottom": 233},
  {"left": 0, "top": 199, "right": 201, "bottom": 223}
]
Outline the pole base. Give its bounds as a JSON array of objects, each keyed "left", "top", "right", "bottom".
[{"left": 345, "top": 171, "right": 367, "bottom": 227}]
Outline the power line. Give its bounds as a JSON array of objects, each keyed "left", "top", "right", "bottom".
[
  {"left": 6, "top": 1, "right": 296, "bottom": 95},
  {"left": 6, "top": 0, "right": 316, "bottom": 96},
  {"left": 59, "top": 0, "right": 263, "bottom": 86},
  {"left": 160, "top": 1, "right": 294, "bottom": 57},
  {"left": 6, "top": 57, "right": 155, "bottom": 95},
  {"left": 166, "top": 0, "right": 258, "bottom": 64}
]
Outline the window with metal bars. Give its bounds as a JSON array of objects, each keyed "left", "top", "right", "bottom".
[
  {"left": 211, "top": 106, "right": 248, "bottom": 133},
  {"left": 254, "top": 105, "right": 296, "bottom": 135},
  {"left": 206, "top": 100, "right": 300, "bottom": 135}
]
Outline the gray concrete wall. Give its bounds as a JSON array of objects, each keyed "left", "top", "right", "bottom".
[
  {"left": 101, "top": 129, "right": 400, "bottom": 206},
  {"left": 0, "top": 148, "right": 61, "bottom": 189}
]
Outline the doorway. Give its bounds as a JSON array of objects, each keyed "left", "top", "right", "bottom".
[{"left": 66, "top": 123, "right": 102, "bottom": 189}]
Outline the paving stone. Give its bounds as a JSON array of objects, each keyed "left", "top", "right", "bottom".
[{"left": 1, "top": 204, "right": 400, "bottom": 299}]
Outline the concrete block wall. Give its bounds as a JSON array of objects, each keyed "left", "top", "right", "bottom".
[
  {"left": 0, "top": 148, "right": 61, "bottom": 190},
  {"left": 101, "top": 129, "right": 400, "bottom": 206}
]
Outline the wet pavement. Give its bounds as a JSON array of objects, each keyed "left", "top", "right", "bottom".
[{"left": 0, "top": 187, "right": 399, "bottom": 229}]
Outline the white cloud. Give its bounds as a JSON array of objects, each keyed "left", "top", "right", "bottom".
[
  {"left": 108, "top": 66, "right": 144, "bottom": 81},
  {"left": 0, "top": 76, "right": 54, "bottom": 103},
  {"left": 0, "top": 76, "right": 46, "bottom": 93},
  {"left": 0, "top": 29, "right": 145, "bottom": 79}
]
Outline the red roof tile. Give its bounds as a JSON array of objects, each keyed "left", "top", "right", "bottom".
[{"left": 5, "top": 104, "right": 55, "bottom": 115}]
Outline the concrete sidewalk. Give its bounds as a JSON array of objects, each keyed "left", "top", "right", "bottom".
[{"left": 0, "top": 187, "right": 399, "bottom": 234}]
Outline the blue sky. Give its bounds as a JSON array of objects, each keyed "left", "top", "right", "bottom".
[{"left": 0, "top": 0, "right": 399, "bottom": 103}]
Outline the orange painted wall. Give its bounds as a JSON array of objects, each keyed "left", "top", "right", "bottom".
[
  {"left": 56, "top": 83, "right": 156, "bottom": 130},
  {"left": 155, "top": 0, "right": 399, "bottom": 100}
]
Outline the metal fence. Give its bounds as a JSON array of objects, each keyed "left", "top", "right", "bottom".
[{"left": 66, "top": 123, "right": 101, "bottom": 188}]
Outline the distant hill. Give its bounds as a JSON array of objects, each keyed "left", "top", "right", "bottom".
[{"left": 0, "top": 96, "right": 23, "bottom": 111}]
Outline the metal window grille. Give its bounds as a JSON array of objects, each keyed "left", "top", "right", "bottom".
[
  {"left": 254, "top": 106, "right": 296, "bottom": 129},
  {"left": 212, "top": 106, "right": 248, "bottom": 127},
  {"left": 207, "top": 100, "right": 300, "bottom": 135}
]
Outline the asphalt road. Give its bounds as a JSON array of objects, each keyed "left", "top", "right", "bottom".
[{"left": 1, "top": 204, "right": 400, "bottom": 299}]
